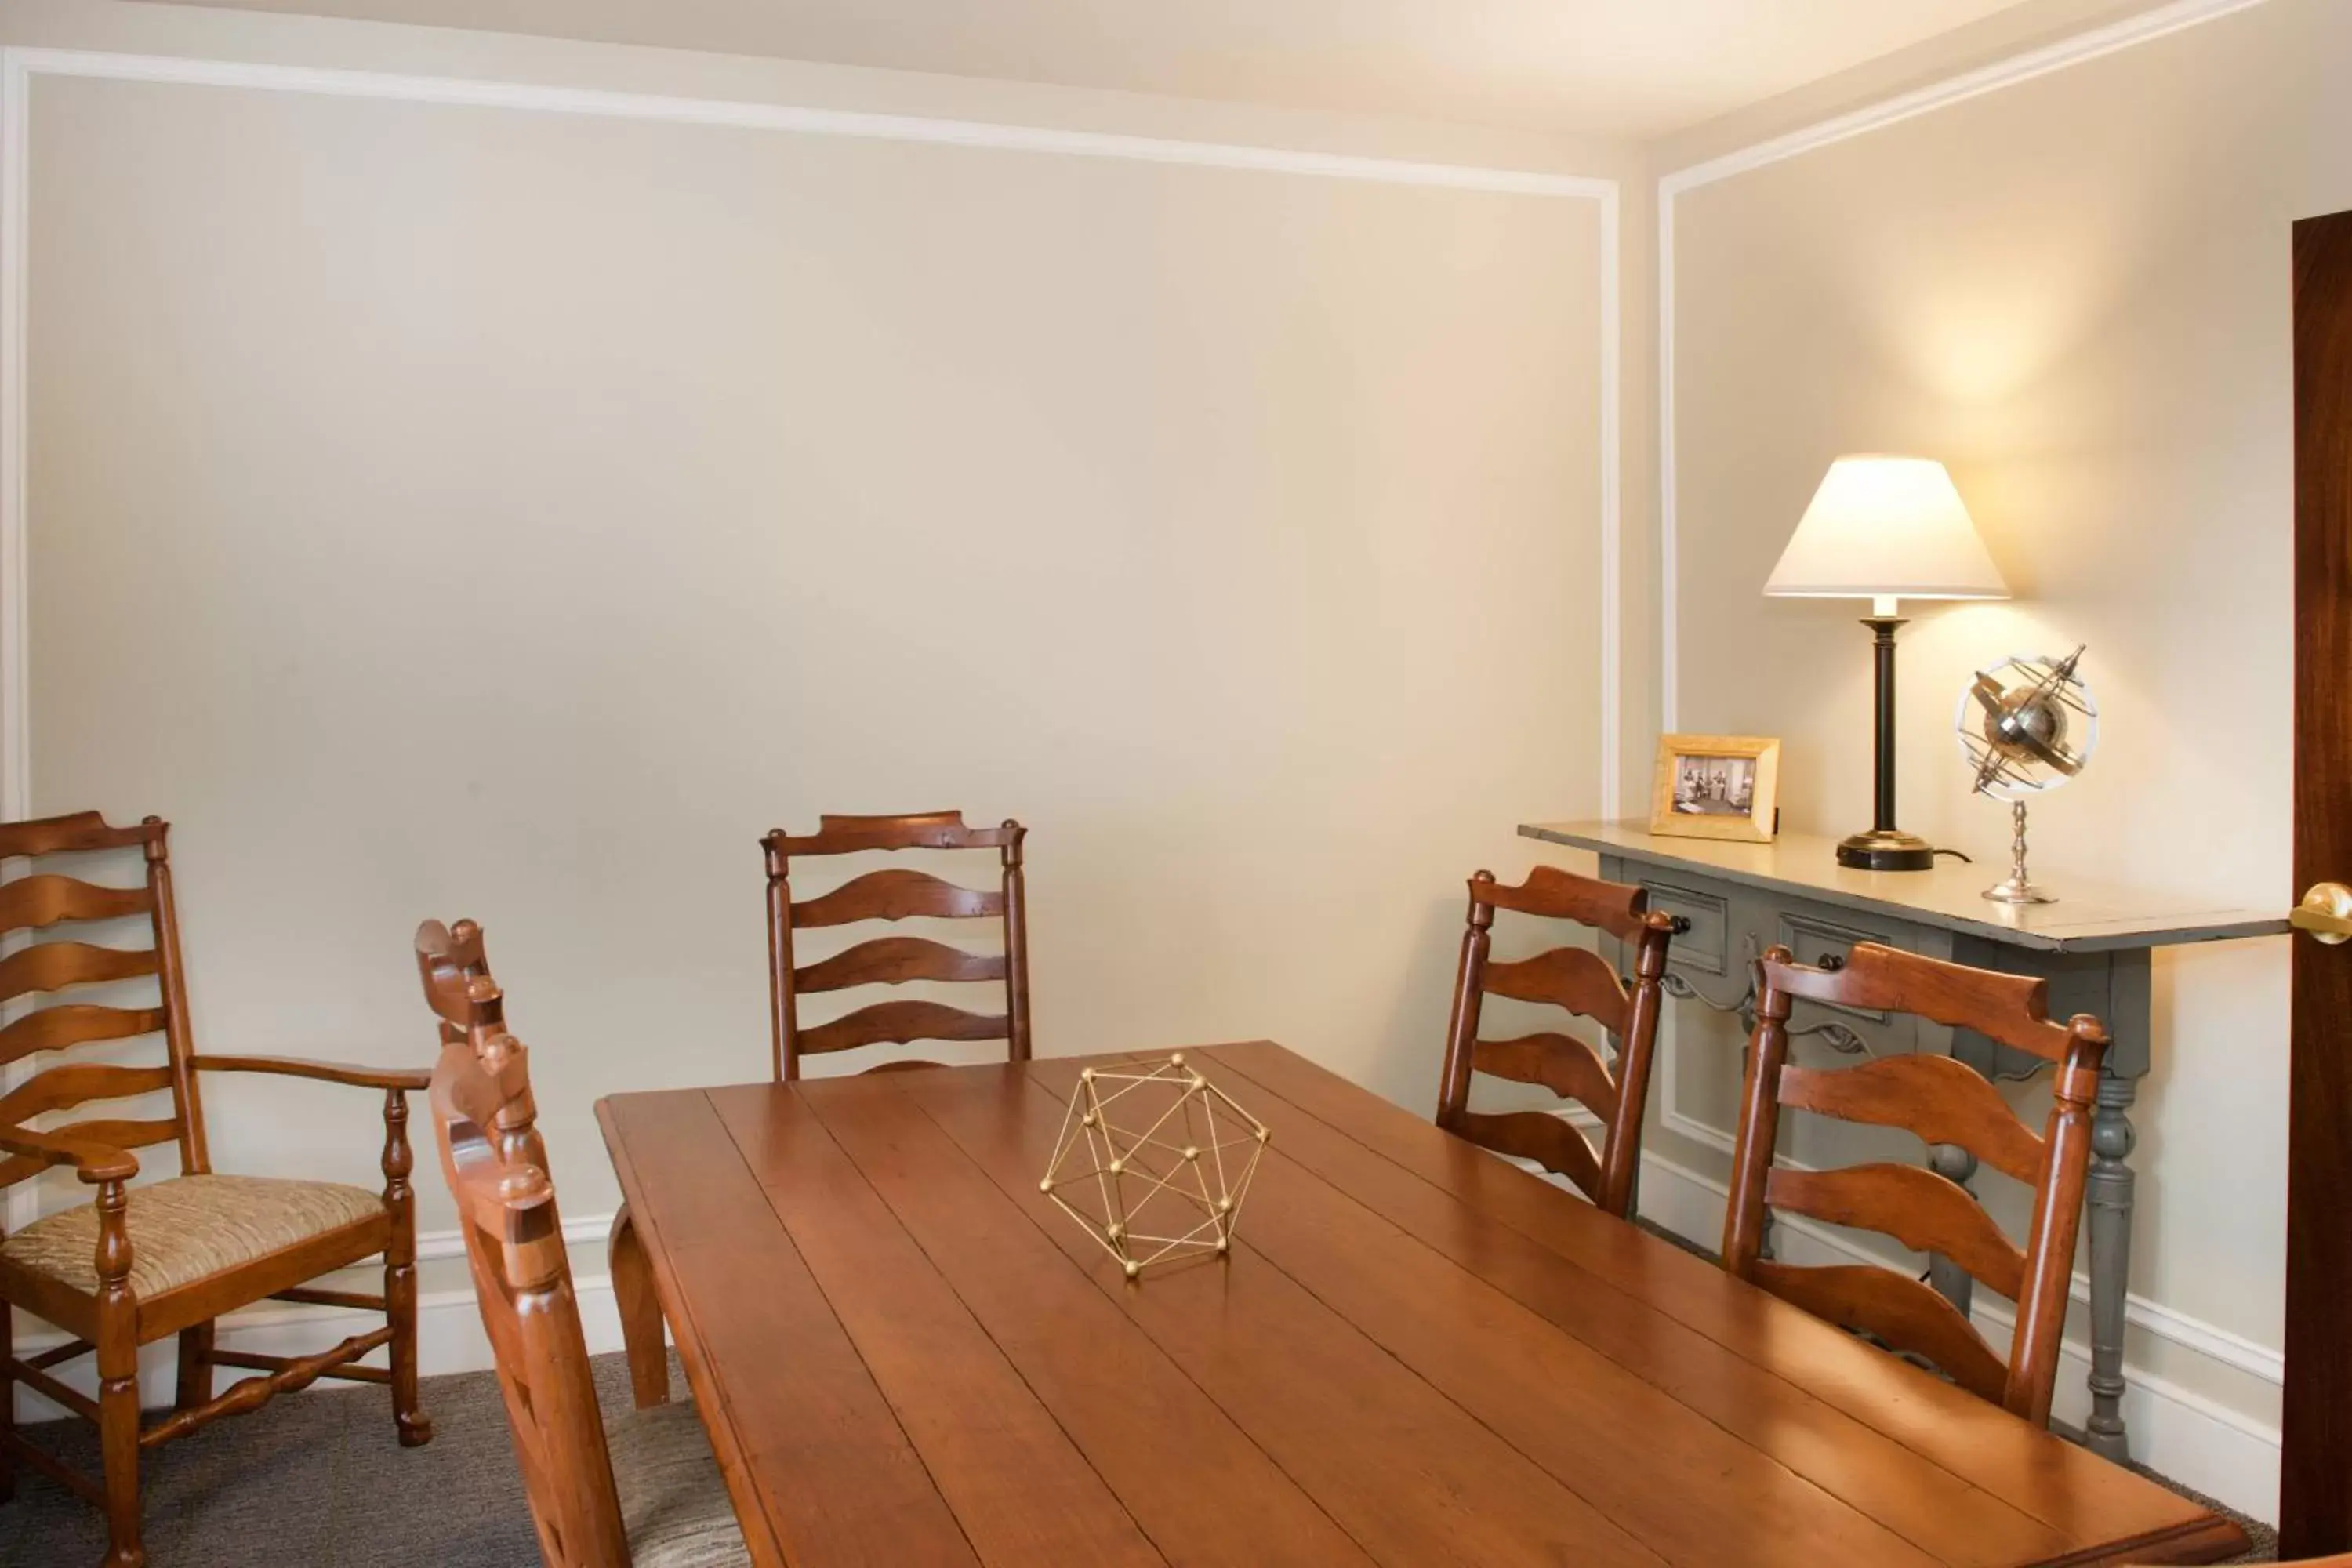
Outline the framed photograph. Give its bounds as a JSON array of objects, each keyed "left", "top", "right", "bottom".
[{"left": 1649, "top": 735, "right": 1781, "bottom": 844}]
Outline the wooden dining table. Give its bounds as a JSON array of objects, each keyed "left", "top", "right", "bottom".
[{"left": 595, "top": 1042, "right": 2248, "bottom": 1567}]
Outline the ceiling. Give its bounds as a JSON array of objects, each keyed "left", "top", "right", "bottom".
[{"left": 142, "top": 0, "right": 2040, "bottom": 140}]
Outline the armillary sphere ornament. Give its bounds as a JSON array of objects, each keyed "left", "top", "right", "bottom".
[
  {"left": 1040, "top": 1054, "right": 1269, "bottom": 1279},
  {"left": 1953, "top": 644, "right": 2100, "bottom": 906}
]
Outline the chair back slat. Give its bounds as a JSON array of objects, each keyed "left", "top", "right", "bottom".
[
  {"left": 797, "top": 1000, "right": 1011, "bottom": 1059},
  {"left": 0, "top": 1062, "right": 176, "bottom": 1124},
  {"left": 1766, "top": 949, "right": 2075, "bottom": 1063},
  {"left": 1473, "top": 864, "right": 1654, "bottom": 941},
  {"left": 763, "top": 811, "right": 1032, "bottom": 1080},
  {"left": 1454, "top": 1109, "right": 1602, "bottom": 1195},
  {"left": 1765, "top": 1163, "right": 2027, "bottom": 1301},
  {"left": 821, "top": 811, "right": 963, "bottom": 829},
  {"left": 1751, "top": 1260, "right": 2013, "bottom": 1406},
  {"left": 1479, "top": 947, "right": 1631, "bottom": 1033},
  {"left": 774, "top": 812, "right": 1019, "bottom": 854},
  {"left": 0, "top": 1005, "right": 168, "bottom": 1068},
  {"left": 417, "top": 918, "right": 630, "bottom": 1568},
  {"left": 0, "top": 875, "right": 154, "bottom": 935},
  {"left": 0, "top": 811, "right": 154, "bottom": 860},
  {"left": 795, "top": 936, "right": 1006, "bottom": 993},
  {"left": 1434, "top": 866, "right": 1676, "bottom": 1218},
  {"left": 1779, "top": 1055, "right": 2046, "bottom": 1185},
  {"left": 0, "top": 941, "right": 161, "bottom": 1005},
  {"left": 0, "top": 811, "right": 205, "bottom": 1199},
  {"left": 1725, "top": 942, "right": 2107, "bottom": 1427},
  {"left": 1470, "top": 1033, "right": 1617, "bottom": 1120},
  {"left": 789, "top": 869, "right": 1003, "bottom": 928}
]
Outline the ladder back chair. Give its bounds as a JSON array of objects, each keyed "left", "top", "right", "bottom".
[
  {"left": 1433, "top": 866, "right": 1677, "bottom": 1218},
  {"left": 418, "top": 919, "right": 747, "bottom": 1568},
  {"left": 0, "top": 811, "right": 430, "bottom": 1568},
  {"left": 760, "top": 811, "right": 1031, "bottom": 1081},
  {"left": 1723, "top": 942, "right": 2109, "bottom": 1428}
]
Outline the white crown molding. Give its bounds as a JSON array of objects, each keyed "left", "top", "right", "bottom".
[
  {"left": 1653, "top": 0, "right": 2272, "bottom": 735},
  {"left": 1656, "top": 0, "right": 2271, "bottom": 201},
  {"left": 11, "top": 47, "right": 1621, "bottom": 200},
  {"left": 0, "top": 43, "right": 1628, "bottom": 1236}
]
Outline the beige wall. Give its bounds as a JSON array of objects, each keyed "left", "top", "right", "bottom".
[
  {"left": 6, "top": 1, "right": 1622, "bottom": 1278},
  {"left": 1656, "top": 0, "right": 2336, "bottom": 1512},
  {"left": 24, "top": 0, "right": 2315, "bottom": 1515}
]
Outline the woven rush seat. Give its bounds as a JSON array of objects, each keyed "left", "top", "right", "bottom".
[
  {"left": 612, "top": 1400, "right": 750, "bottom": 1567},
  {"left": 1, "top": 1174, "right": 383, "bottom": 1298}
]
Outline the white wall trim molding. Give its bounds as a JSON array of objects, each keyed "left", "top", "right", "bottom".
[
  {"left": 1652, "top": 0, "right": 2271, "bottom": 733},
  {"left": 0, "top": 42, "right": 1625, "bottom": 1236},
  {"left": 1634, "top": 1149, "right": 2284, "bottom": 1521}
]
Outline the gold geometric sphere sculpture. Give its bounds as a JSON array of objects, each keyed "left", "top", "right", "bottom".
[{"left": 1040, "top": 1053, "right": 1269, "bottom": 1279}]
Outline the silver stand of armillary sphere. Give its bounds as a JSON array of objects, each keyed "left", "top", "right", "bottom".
[{"left": 1981, "top": 799, "right": 2055, "bottom": 906}]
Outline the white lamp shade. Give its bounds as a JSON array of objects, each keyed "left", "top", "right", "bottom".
[{"left": 1763, "top": 455, "right": 2009, "bottom": 601}]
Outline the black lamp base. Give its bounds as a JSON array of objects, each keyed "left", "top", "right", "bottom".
[{"left": 1836, "top": 829, "right": 1938, "bottom": 872}]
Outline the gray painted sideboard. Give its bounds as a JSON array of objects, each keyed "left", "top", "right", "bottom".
[{"left": 1520, "top": 818, "right": 2287, "bottom": 1464}]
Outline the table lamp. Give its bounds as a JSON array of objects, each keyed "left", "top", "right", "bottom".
[{"left": 1764, "top": 456, "right": 2009, "bottom": 871}]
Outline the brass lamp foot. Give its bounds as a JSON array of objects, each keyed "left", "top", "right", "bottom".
[{"left": 1835, "top": 829, "right": 1937, "bottom": 872}]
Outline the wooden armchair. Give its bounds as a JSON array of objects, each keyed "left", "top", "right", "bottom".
[
  {"left": 1433, "top": 866, "right": 1676, "bottom": 1218},
  {"left": 758, "top": 811, "right": 1031, "bottom": 1080},
  {"left": 417, "top": 918, "right": 747, "bottom": 1568},
  {"left": 0, "top": 811, "right": 429, "bottom": 1568},
  {"left": 1723, "top": 942, "right": 2108, "bottom": 1427}
]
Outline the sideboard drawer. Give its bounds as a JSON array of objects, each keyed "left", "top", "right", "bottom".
[
  {"left": 1643, "top": 880, "right": 1729, "bottom": 975},
  {"left": 1776, "top": 910, "right": 1894, "bottom": 1024}
]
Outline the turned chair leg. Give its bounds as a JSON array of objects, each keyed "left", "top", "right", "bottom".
[
  {"left": 610, "top": 1204, "right": 669, "bottom": 1407},
  {"left": 95, "top": 1178, "right": 144, "bottom": 1568},
  {"left": 99, "top": 1343, "right": 143, "bottom": 1568},
  {"left": 175, "top": 1321, "right": 214, "bottom": 1412},
  {"left": 383, "top": 1088, "right": 432, "bottom": 1447},
  {"left": 387, "top": 1250, "right": 429, "bottom": 1446}
]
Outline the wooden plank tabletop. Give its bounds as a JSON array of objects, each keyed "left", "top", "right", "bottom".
[
  {"left": 595, "top": 1044, "right": 2247, "bottom": 1568},
  {"left": 1521, "top": 820, "right": 2287, "bottom": 953}
]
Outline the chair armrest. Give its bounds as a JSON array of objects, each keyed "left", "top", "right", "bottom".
[
  {"left": 0, "top": 1122, "right": 139, "bottom": 1183},
  {"left": 190, "top": 1054, "right": 432, "bottom": 1093}
]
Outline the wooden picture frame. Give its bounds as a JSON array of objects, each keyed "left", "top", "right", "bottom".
[{"left": 1650, "top": 735, "right": 1781, "bottom": 843}]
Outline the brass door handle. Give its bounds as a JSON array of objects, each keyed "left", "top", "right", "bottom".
[{"left": 2292, "top": 882, "right": 2352, "bottom": 945}]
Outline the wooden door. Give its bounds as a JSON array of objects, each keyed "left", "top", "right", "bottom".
[{"left": 2284, "top": 208, "right": 2352, "bottom": 1558}]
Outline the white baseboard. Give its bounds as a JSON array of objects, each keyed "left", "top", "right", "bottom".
[{"left": 1632, "top": 1151, "right": 2281, "bottom": 1524}]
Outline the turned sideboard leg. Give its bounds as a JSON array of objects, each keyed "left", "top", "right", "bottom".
[
  {"left": 1926, "top": 1138, "right": 1981, "bottom": 1317},
  {"left": 2084, "top": 1068, "right": 2139, "bottom": 1462}
]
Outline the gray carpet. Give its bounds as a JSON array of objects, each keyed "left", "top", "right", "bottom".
[
  {"left": 0, "top": 1347, "right": 2281, "bottom": 1566},
  {"left": 0, "top": 1355, "right": 654, "bottom": 1568}
]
